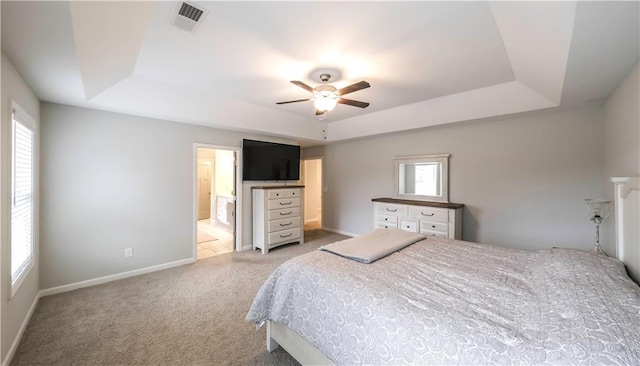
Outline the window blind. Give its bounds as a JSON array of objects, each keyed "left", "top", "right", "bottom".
[{"left": 11, "top": 112, "right": 34, "bottom": 286}]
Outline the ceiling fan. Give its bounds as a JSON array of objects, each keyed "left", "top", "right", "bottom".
[{"left": 276, "top": 73, "right": 370, "bottom": 115}]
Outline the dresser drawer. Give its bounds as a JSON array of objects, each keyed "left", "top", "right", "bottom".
[
  {"left": 420, "top": 221, "right": 448, "bottom": 233},
  {"left": 268, "top": 217, "right": 301, "bottom": 232},
  {"left": 422, "top": 230, "right": 448, "bottom": 238},
  {"left": 375, "top": 203, "right": 408, "bottom": 217},
  {"left": 372, "top": 198, "right": 462, "bottom": 240},
  {"left": 400, "top": 219, "right": 418, "bottom": 233},
  {"left": 268, "top": 207, "right": 301, "bottom": 220},
  {"left": 268, "top": 228, "right": 301, "bottom": 245},
  {"left": 267, "top": 189, "right": 301, "bottom": 200},
  {"left": 408, "top": 206, "right": 448, "bottom": 223},
  {"left": 268, "top": 197, "right": 301, "bottom": 210},
  {"left": 376, "top": 214, "right": 398, "bottom": 225},
  {"left": 375, "top": 222, "right": 398, "bottom": 230}
]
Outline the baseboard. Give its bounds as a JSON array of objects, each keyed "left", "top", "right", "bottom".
[
  {"left": 40, "top": 258, "right": 195, "bottom": 297},
  {"left": 2, "top": 290, "right": 40, "bottom": 366},
  {"left": 321, "top": 227, "right": 358, "bottom": 237}
]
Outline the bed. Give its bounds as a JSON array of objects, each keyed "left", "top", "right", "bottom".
[{"left": 246, "top": 177, "right": 640, "bottom": 365}]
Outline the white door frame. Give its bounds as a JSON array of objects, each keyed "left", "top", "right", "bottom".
[
  {"left": 301, "top": 156, "right": 323, "bottom": 229},
  {"left": 193, "top": 143, "right": 243, "bottom": 259}
]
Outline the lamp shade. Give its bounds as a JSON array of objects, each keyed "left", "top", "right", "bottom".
[
  {"left": 585, "top": 199, "right": 610, "bottom": 220},
  {"left": 313, "top": 90, "right": 338, "bottom": 112},
  {"left": 585, "top": 199, "right": 610, "bottom": 254}
]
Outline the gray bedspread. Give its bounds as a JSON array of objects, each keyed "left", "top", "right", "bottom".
[{"left": 246, "top": 236, "right": 640, "bottom": 365}]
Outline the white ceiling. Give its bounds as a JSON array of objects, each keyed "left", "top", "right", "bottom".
[{"left": 2, "top": 1, "right": 638, "bottom": 144}]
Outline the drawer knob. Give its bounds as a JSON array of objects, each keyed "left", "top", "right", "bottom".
[
  {"left": 421, "top": 212, "right": 434, "bottom": 217},
  {"left": 280, "top": 222, "right": 293, "bottom": 227},
  {"left": 432, "top": 225, "right": 436, "bottom": 228},
  {"left": 386, "top": 208, "right": 397, "bottom": 212},
  {"left": 279, "top": 201, "right": 292, "bottom": 206},
  {"left": 280, "top": 233, "right": 293, "bottom": 238},
  {"left": 384, "top": 218, "right": 388, "bottom": 221},
  {"left": 279, "top": 211, "right": 292, "bottom": 215}
]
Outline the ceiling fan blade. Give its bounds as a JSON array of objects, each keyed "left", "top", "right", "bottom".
[
  {"left": 276, "top": 98, "right": 311, "bottom": 105},
  {"left": 290, "top": 80, "right": 314, "bottom": 93},
  {"left": 337, "top": 81, "right": 370, "bottom": 96},
  {"left": 338, "top": 98, "right": 370, "bottom": 108}
]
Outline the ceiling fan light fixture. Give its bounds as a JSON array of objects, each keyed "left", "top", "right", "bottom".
[
  {"left": 277, "top": 73, "right": 370, "bottom": 115},
  {"left": 313, "top": 90, "right": 339, "bottom": 112}
]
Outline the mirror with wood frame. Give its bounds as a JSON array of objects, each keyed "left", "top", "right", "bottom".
[{"left": 394, "top": 154, "right": 449, "bottom": 202}]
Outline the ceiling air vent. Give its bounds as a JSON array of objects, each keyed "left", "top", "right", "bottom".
[{"left": 172, "top": 2, "right": 208, "bottom": 33}]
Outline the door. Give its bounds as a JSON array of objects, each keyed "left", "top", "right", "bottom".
[
  {"left": 197, "top": 161, "right": 211, "bottom": 220},
  {"left": 302, "top": 158, "right": 323, "bottom": 230},
  {"left": 229, "top": 152, "right": 237, "bottom": 235},
  {"left": 212, "top": 149, "right": 236, "bottom": 230},
  {"left": 194, "top": 144, "right": 241, "bottom": 259}
]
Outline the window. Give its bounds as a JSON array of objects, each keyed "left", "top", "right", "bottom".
[{"left": 11, "top": 104, "right": 35, "bottom": 296}]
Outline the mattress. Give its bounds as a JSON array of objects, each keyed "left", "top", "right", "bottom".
[{"left": 246, "top": 235, "right": 640, "bottom": 365}]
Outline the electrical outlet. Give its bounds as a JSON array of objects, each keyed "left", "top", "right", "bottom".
[{"left": 124, "top": 248, "right": 133, "bottom": 258}]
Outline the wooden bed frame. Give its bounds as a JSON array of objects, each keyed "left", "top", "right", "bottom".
[{"left": 265, "top": 177, "right": 640, "bottom": 365}]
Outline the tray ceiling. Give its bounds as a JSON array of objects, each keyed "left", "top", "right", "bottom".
[{"left": 2, "top": 1, "right": 638, "bottom": 143}]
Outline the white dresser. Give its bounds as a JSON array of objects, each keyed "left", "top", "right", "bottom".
[
  {"left": 253, "top": 186, "right": 304, "bottom": 254},
  {"left": 372, "top": 198, "right": 463, "bottom": 239}
]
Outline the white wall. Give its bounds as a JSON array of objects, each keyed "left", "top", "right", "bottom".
[
  {"left": 214, "top": 150, "right": 235, "bottom": 226},
  {"left": 306, "top": 106, "right": 604, "bottom": 251},
  {"left": 602, "top": 62, "right": 640, "bottom": 254},
  {"left": 39, "top": 103, "right": 298, "bottom": 289},
  {"left": 215, "top": 150, "right": 235, "bottom": 197},
  {"left": 1, "top": 52, "right": 40, "bottom": 363}
]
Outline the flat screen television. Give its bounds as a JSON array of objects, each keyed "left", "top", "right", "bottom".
[{"left": 242, "top": 139, "right": 300, "bottom": 181}]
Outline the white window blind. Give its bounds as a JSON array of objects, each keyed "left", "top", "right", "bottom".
[{"left": 11, "top": 110, "right": 34, "bottom": 289}]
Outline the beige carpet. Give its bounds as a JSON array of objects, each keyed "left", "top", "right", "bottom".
[{"left": 11, "top": 230, "right": 348, "bottom": 366}]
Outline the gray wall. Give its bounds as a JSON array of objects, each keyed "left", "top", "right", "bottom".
[
  {"left": 308, "top": 106, "right": 604, "bottom": 252},
  {"left": 1, "top": 52, "right": 40, "bottom": 363},
  {"left": 39, "top": 103, "right": 297, "bottom": 289},
  {"left": 602, "top": 62, "right": 640, "bottom": 254}
]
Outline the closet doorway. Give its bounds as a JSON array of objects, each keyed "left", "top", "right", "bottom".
[
  {"left": 302, "top": 158, "right": 323, "bottom": 232},
  {"left": 194, "top": 145, "right": 239, "bottom": 260}
]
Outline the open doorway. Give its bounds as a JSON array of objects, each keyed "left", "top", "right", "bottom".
[
  {"left": 302, "top": 158, "right": 323, "bottom": 232},
  {"left": 195, "top": 146, "right": 237, "bottom": 260}
]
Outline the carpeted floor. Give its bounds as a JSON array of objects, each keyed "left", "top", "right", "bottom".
[{"left": 11, "top": 230, "right": 348, "bottom": 366}]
